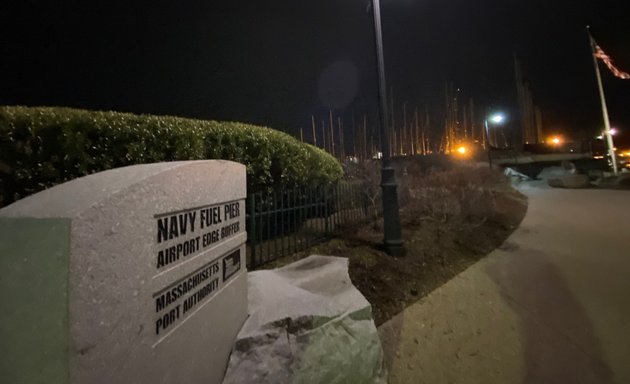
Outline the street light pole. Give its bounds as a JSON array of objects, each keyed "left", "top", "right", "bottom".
[
  {"left": 484, "top": 113, "right": 505, "bottom": 169},
  {"left": 370, "top": 0, "right": 404, "bottom": 256}
]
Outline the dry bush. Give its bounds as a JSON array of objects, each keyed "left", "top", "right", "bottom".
[
  {"left": 345, "top": 160, "right": 510, "bottom": 228},
  {"left": 406, "top": 164, "right": 510, "bottom": 224},
  {"left": 345, "top": 160, "right": 414, "bottom": 221},
  {"left": 345, "top": 160, "right": 382, "bottom": 222}
]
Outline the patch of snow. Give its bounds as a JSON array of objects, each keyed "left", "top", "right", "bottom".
[{"left": 222, "top": 255, "right": 386, "bottom": 384}]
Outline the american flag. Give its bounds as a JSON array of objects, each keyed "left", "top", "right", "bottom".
[{"left": 593, "top": 41, "right": 630, "bottom": 80}]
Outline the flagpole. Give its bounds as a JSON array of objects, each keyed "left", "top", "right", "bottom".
[{"left": 588, "top": 27, "right": 619, "bottom": 175}]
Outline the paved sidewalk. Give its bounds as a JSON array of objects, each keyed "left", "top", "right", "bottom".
[{"left": 378, "top": 183, "right": 630, "bottom": 384}]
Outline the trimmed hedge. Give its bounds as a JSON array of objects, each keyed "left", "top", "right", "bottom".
[{"left": 0, "top": 106, "right": 343, "bottom": 206}]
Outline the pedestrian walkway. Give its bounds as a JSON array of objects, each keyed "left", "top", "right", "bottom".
[{"left": 378, "top": 182, "right": 630, "bottom": 384}]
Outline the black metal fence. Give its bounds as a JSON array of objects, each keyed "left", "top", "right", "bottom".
[{"left": 246, "top": 181, "right": 380, "bottom": 269}]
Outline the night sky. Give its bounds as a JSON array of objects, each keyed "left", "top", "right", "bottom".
[{"left": 2, "top": 0, "right": 629, "bottom": 147}]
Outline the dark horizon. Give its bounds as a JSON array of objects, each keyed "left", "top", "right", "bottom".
[{"left": 2, "top": 0, "right": 629, "bottom": 147}]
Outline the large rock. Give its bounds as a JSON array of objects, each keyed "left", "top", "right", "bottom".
[
  {"left": 615, "top": 174, "right": 630, "bottom": 187},
  {"left": 562, "top": 174, "right": 591, "bottom": 188},
  {"left": 548, "top": 174, "right": 590, "bottom": 189},
  {"left": 538, "top": 166, "right": 567, "bottom": 180},
  {"left": 222, "top": 256, "right": 386, "bottom": 384}
]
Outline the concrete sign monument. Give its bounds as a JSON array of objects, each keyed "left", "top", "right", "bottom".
[{"left": 0, "top": 161, "right": 247, "bottom": 384}]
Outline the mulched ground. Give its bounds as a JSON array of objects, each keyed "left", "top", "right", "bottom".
[{"left": 262, "top": 181, "right": 528, "bottom": 326}]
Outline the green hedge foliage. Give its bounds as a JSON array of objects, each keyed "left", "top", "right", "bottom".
[{"left": 0, "top": 106, "right": 343, "bottom": 206}]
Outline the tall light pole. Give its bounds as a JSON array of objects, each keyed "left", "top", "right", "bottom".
[
  {"left": 484, "top": 113, "right": 505, "bottom": 169},
  {"left": 371, "top": 0, "right": 404, "bottom": 256}
]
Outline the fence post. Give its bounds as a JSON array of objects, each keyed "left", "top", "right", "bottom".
[{"left": 248, "top": 194, "right": 256, "bottom": 268}]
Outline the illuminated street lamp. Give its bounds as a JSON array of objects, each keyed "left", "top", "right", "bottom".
[
  {"left": 490, "top": 114, "right": 505, "bottom": 124},
  {"left": 484, "top": 113, "right": 506, "bottom": 168},
  {"left": 370, "top": 0, "right": 404, "bottom": 256}
]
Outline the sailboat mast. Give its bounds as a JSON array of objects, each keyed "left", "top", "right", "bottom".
[{"left": 311, "top": 115, "right": 317, "bottom": 147}]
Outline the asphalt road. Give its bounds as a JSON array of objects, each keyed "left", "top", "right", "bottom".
[{"left": 379, "top": 180, "right": 630, "bottom": 384}]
